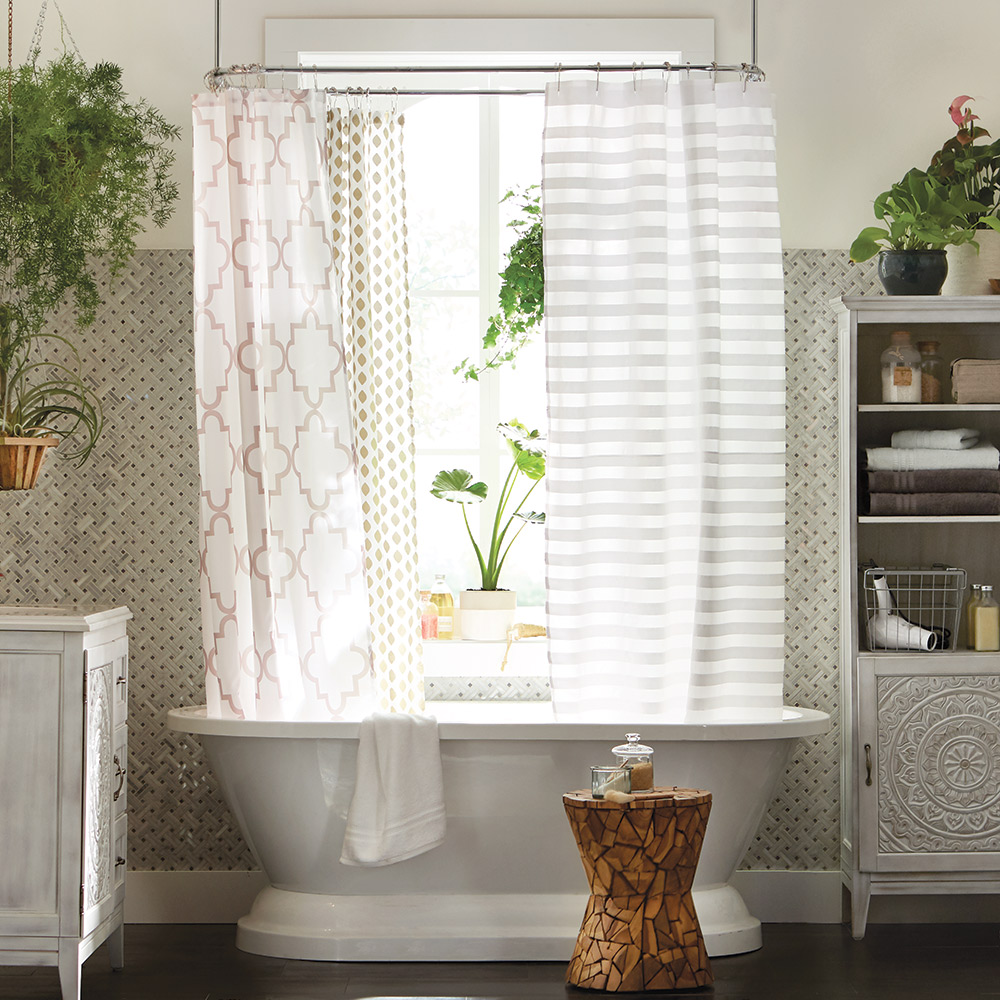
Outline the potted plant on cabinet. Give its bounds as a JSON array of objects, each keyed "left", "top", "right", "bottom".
[
  {"left": 849, "top": 166, "right": 992, "bottom": 294},
  {"left": 0, "top": 52, "right": 179, "bottom": 488},
  {"left": 430, "top": 420, "right": 545, "bottom": 640},
  {"left": 929, "top": 96, "right": 1000, "bottom": 294}
]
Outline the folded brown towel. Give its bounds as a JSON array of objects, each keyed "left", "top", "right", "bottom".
[
  {"left": 867, "top": 492, "right": 1000, "bottom": 516},
  {"left": 866, "top": 469, "right": 1000, "bottom": 494}
]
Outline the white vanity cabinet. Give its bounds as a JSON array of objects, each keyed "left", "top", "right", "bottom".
[
  {"left": 0, "top": 605, "right": 131, "bottom": 1000},
  {"left": 838, "top": 296, "right": 1000, "bottom": 938}
]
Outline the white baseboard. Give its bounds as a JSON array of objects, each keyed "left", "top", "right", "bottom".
[{"left": 126, "top": 869, "right": 843, "bottom": 926}]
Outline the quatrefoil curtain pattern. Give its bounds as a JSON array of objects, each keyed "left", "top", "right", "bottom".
[
  {"left": 193, "top": 89, "right": 377, "bottom": 720},
  {"left": 543, "top": 77, "right": 786, "bottom": 723}
]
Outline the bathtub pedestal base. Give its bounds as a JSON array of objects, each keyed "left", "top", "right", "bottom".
[{"left": 235, "top": 884, "right": 761, "bottom": 962}]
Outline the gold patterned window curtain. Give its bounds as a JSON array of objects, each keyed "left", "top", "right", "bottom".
[{"left": 327, "top": 102, "right": 424, "bottom": 714}]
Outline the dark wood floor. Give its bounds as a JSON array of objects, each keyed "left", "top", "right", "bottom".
[{"left": 3, "top": 923, "right": 1000, "bottom": 999}]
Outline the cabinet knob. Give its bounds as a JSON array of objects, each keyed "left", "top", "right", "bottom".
[{"left": 115, "top": 857, "right": 126, "bottom": 868}]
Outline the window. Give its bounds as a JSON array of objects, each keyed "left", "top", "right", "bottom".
[{"left": 404, "top": 93, "right": 547, "bottom": 612}]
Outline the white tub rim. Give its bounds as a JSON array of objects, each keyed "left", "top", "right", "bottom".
[{"left": 167, "top": 703, "right": 830, "bottom": 741}]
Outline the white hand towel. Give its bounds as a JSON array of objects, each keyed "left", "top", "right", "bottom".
[
  {"left": 866, "top": 441, "right": 1000, "bottom": 472},
  {"left": 340, "top": 712, "right": 446, "bottom": 867},
  {"left": 890, "top": 428, "right": 980, "bottom": 450}
]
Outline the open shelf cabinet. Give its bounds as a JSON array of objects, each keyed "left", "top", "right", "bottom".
[{"left": 838, "top": 296, "right": 1000, "bottom": 939}]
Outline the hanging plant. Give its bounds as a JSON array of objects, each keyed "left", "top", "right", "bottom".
[
  {"left": 0, "top": 46, "right": 180, "bottom": 470},
  {"left": 454, "top": 185, "right": 543, "bottom": 382}
]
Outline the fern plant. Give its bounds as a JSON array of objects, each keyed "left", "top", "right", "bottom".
[{"left": 0, "top": 52, "right": 179, "bottom": 462}]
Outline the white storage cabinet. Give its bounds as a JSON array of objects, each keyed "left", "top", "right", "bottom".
[
  {"left": 0, "top": 605, "right": 131, "bottom": 1000},
  {"left": 839, "top": 296, "right": 1000, "bottom": 938}
]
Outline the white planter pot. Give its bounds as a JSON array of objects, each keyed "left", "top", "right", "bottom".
[
  {"left": 459, "top": 590, "right": 516, "bottom": 641},
  {"left": 943, "top": 229, "right": 1000, "bottom": 295}
]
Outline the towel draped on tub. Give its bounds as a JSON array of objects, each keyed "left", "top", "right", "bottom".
[{"left": 340, "top": 712, "right": 446, "bottom": 867}]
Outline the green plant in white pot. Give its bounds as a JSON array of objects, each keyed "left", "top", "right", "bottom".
[{"left": 430, "top": 420, "right": 545, "bottom": 640}]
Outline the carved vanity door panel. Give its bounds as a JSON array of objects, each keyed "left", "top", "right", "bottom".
[
  {"left": 81, "top": 652, "right": 115, "bottom": 938},
  {"left": 860, "top": 659, "right": 1000, "bottom": 874}
]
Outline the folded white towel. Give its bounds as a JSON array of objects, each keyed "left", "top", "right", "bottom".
[
  {"left": 866, "top": 441, "right": 1000, "bottom": 471},
  {"left": 890, "top": 428, "right": 980, "bottom": 450},
  {"left": 340, "top": 712, "right": 446, "bottom": 867}
]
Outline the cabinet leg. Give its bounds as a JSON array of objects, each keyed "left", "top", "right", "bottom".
[
  {"left": 57, "top": 942, "right": 81, "bottom": 1000},
  {"left": 851, "top": 873, "right": 871, "bottom": 940},
  {"left": 108, "top": 921, "right": 125, "bottom": 970}
]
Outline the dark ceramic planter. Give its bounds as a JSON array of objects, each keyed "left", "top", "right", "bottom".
[{"left": 877, "top": 249, "right": 948, "bottom": 295}]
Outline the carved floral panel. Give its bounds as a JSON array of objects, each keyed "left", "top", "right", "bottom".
[
  {"left": 84, "top": 661, "right": 113, "bottom": 909},
  {"left": 877, "top": 674, "right": 1000, "bottom": 854}
]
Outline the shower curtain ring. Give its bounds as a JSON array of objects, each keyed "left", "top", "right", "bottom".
[
  {"left": 711, "top": 61, "right": 718, "bottom": 85},
  {"left": 685, "top": 61, "right": 691, "bottom": 78},
  {"left": 632, "top": 61, "right": 638, "bottom": 92},
  {"left": 663, "top": 61, "right": 671, "bottom": 92},
  {"left": 556, "top": 62, "right": 562, "bottom": 92},
  {"left": 595, "top": 61, "right": 600, "bottom": 92}
]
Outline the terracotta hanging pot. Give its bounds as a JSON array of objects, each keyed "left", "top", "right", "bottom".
[{"left": 0, "top": 436, "right": 58, "bottom": 490}]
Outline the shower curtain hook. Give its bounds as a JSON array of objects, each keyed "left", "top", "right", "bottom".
[
  {"left": 685, "top": 61, "right": 691, "bottom": 79},
  {"left": 391, "top": 86, "right": 399, "bottom": 118},
  {"left": 313, "top": 65, "right": 319, "bottom": 91},
  {"left": 594, "top": 61, "right": 600, "bottom": 92},
  {"left": 711, "top": 61, "right": 718, "bottom": 86},
  {"left": 632, "top": 61, "right": 638, "bottom": 92},
  {"left": 556, "top": 62, "right": 562, "bottom": 92},
  {"left": 663, "top": 61, "right": 671, "bottom": 92}
]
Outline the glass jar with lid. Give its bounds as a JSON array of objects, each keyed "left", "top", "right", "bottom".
[
  {"left": 612, "top": 733, "right": 655, "bottom": 790},
  {"left": 917, "top": 340, "right": 948, "bottom": 404},
  {"left": 881, "top": 330, "right": 922, "bottom": 403}
]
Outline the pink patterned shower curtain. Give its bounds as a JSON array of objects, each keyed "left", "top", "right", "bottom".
[{"left": 192, "top": 89, "right": 372, "bottom": 720}]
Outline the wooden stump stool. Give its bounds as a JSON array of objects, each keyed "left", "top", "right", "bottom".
[{"left": 563, "top": 787, "right": 713, "bottom": 992}]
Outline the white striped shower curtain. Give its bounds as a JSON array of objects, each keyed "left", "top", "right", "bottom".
[{"left": 543, "top": 77, "right": 786, "bottom": 722}]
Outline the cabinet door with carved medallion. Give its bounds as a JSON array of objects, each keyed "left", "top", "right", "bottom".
[{"left": 858, "top": 657, "right": 1000, "bottom": 875}]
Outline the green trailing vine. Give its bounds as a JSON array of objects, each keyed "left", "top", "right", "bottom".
[
  {"left": 0, "top": 51, "right": 180, "bottom": 461},
  {"left": 454, "top": 185, "right": 543, "bottom": 382}
]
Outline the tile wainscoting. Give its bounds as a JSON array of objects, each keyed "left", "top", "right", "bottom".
[{"left": 0, "top": 248, "right": 878, "bottom": 875}]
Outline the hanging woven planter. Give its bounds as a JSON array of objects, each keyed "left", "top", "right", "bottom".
[{"left": 0, "top": 436, "right": 58, "bottom": 490}]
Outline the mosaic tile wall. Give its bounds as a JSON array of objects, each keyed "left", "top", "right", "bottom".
[{"left": 0, "top": 248, "right": 878, "bottom": 872}]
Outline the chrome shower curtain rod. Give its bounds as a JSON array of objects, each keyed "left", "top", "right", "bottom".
[{"left": 207, "top": 61, "right": 765, "bottom": 97}]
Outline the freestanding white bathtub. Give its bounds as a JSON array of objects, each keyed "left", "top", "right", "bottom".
[{"left": 167, "top": 702, "right": 829, "bottom": 961}]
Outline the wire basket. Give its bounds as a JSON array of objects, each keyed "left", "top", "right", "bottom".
[{"left": 862, "top": 566, "right": 967, "bottom": 652}]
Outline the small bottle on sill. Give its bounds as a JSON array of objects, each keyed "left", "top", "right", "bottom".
[
  {"left": 429, "top": 574, "right": 455, "bottom": 640},
  {"left": 419, "top": 590, "right": 438, "bottom": 640}
]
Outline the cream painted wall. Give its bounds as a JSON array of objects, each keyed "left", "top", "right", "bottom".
[{"left": 12, "top": 1, "right": 1000, "bottom": 251}]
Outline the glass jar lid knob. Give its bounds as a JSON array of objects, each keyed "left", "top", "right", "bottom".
[{"left": 611, "top": 732, "right": 654, "bottom": 758}]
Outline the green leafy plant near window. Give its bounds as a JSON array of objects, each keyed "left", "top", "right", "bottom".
[
  {"left": 430, "top": 420, "right": 545, "bottom": 591},
  {"left": 454, "top": 185, "right": 543, "bottom": 382},
  {"left": 0, "top": 52, "right": 180, "bottom": 462}
]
